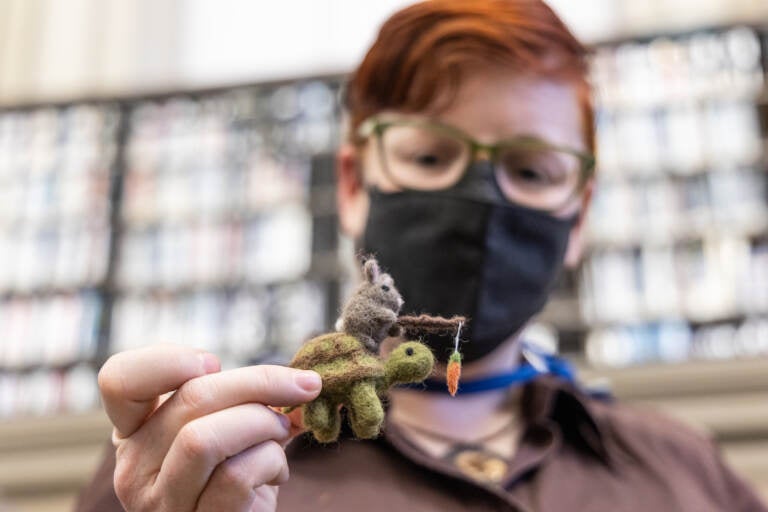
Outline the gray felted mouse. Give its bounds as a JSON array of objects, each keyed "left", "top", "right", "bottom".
[{"left": 335, "top": 258, "right": 404, "bottom": 353}]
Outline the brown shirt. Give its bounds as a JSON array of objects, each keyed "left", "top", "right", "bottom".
[{"left": 75, "top": 376, "right": 767, "bottom": 512}]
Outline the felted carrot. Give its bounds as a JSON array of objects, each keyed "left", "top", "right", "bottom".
[
  {"left": 447, "top": 350, "right": 462, "bottom": 396},
  {"left": 447, "top": 321, "right": 464, "bottom": 396}
]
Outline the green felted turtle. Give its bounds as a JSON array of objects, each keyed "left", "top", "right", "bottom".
[{"left": 288, "top": 332, "right": 435, "bottom": 443}]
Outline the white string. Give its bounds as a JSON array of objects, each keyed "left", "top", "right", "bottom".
[{"left": 453, "top": 320, "right": 463, "bottom": 352}]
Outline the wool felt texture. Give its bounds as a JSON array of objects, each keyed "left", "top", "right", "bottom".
[
  {"left": 335, "top": 259, "right": 403, "bottom": 352},
  {"left": 447, "top": 351, "right": 462, "bottom": 396},
  {"left": 289, "top": 333, "right": 435, "bottom": 443},
  {"left": 398, "top": 314, "right": 466, "bottom": 340},
  {"left": 398, "top": 314, "right": 466, "bottom": 395}
]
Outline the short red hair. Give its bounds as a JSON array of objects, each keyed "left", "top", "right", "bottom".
[{"left": 344, "top": 0, "right": 594, "bottom": 152}]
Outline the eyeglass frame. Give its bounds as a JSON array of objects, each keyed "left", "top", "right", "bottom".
[{"left": 356, "top": 115, "right": 596, "bottom": 213}]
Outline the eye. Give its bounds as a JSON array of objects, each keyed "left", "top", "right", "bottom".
[
  {"left": 405, "top": 347, "right": 414, "bottom": 356},
  {"left": 513, "top": 167, "right": 546, "bottom": 183},
  {"left": 498, "top": 147, "right": 566, "bottom": 188},
  {"left": 381, "top": 285, "right": 390, "bottom": 292},
  {"left": 415, "top": 153, "right": 440, "bottom": 166}
]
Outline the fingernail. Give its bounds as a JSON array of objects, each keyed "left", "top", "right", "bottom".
[
  {"left": 198, "top": 353, "right": 220, "bottom": 374},
  {"left": 295, "top": 371, "right": 322, "bottom": 392},
  {"left": 278, "top": 413, "right": 292, "bottom": 431}
]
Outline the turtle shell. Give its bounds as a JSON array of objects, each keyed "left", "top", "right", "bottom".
[{"left": 289, "top": 332, "right": 384, "bottom": 395}]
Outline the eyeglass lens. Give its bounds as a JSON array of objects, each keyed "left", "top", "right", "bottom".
[{"left": 379, "top": 122, "right": 583, "bottom": 210}]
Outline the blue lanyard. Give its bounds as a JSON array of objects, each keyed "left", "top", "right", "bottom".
[{"left": 400, "top": 344, "right": 579, "bottom": 396}]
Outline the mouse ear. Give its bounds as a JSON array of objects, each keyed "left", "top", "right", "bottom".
[{"left": 363, "top": 258, "right": 380, "bottom": 283}]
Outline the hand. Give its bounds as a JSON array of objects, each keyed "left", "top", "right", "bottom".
[{"left": 98, "top": 345, "right": 321, "bottom": 512}]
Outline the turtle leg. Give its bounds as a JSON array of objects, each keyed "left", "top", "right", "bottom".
[
  {"left": 304, "top": 398, "right": 341, "bottom": 443},
  {"left": 347, "top": 381, "right": 384, "bottom": 439}
]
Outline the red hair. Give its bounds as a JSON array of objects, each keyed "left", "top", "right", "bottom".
[{"left": 344, "top": 0, "right": 594, "bottom": 152}]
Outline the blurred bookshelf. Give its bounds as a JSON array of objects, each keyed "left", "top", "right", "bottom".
[
  {"left": 0, "top": 104, "right": 119, "bottom": 420},
  {"left": 540, "top": 24, "right": 768, "bottom": 370},
  {"left": 110, "top": 82, "right": 344, "bottom": 370},
  {"left": 0, "top": 22, "right": 768, "bottom": 511},
  {"left": 0, "top": 78, "right": 348, "bottom": 423}
]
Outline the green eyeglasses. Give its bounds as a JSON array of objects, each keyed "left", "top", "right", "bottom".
[{"left": 357, "top": 115, "right": 595, "bottom": 212}]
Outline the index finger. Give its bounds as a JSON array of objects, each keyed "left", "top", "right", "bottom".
[{"left": 98, "top": 345, "right": 221, "bottom": 438}]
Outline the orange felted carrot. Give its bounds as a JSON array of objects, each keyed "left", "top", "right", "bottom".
[
  {"left": 447, "top": 350, "right": 462, "bottom": 396},
  {"left": 447, "top": 321, "right": 464, "bottom": 396}
]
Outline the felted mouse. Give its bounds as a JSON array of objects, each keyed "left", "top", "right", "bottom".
[{"left": 334, "top": 258, "right": 404, "bottom": 353}]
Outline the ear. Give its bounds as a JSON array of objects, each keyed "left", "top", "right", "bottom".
[
  {"left": 564, "top": 179, "right": 594, "bottom": 269},
  {"left": 336, "top": 143, "right": 369, "bottom": 239},
  {"left": 363, "top": 258, "right": 380, "bottom": 283}
]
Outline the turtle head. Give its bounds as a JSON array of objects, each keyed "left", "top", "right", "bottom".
[{"left": 384, "top": 341, "right": 435, "bottom": 388}]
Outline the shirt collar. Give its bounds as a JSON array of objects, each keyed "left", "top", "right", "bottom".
[
  {"left": 381, "top": 374, "right": 613, "bottom": 495},
  {"left": 519, "top": 374, "right": 612, "bottom": 466}
]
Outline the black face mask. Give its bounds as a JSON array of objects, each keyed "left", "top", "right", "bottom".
[{"left": 360, "top": 163, "right": 577, "bottom": 363}]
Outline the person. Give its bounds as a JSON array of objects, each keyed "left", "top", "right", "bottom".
[{"left": 76, "top": 1, "right": 767, "bottom": 511}]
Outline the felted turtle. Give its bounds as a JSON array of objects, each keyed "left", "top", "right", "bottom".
[{"left": 288, "top": 332, "right": 435, "bottom": 443}]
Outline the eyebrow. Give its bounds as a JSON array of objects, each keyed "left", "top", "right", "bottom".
[{"left": 382, "top": 115, "right": 579, "bottom": 149}]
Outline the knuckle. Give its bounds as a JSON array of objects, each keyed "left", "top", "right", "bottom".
[
  {"left": 262, "top": 440, "right": 289, "bottom": 484},
  {"left": 177, "top": 422, "right": 217, "bottom": 464},
  {"left": 252, "top": 365, "right": 285, "bottom": 395},
  {"left": 218, "top": 459, "right": 252, "bottom": 493},
  {"left": 175, "top": 377, "right": 213, "bottom": 413},
  {"left": 113, "top": 458, "right": 140, "bottom": 508},
  {"left": 261, "top": 440, "right": 287, "bottom": 467},
  {"left": 263, "top": 439, "right": 286, "bottom": 461}
]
